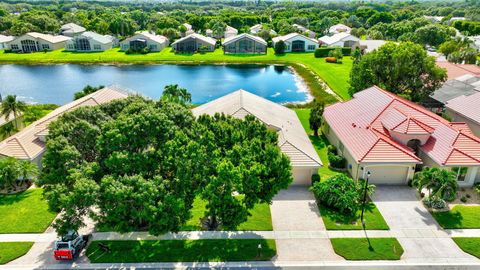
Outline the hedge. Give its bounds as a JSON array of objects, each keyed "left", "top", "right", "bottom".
[{"left": 315, "top": 47, "right": 352, "bottom": 58}]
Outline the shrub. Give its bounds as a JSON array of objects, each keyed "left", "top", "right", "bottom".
[
  {"left": 327, "top": 145, "right": 337, "bottom": 155},
  {"left": 311, "top": 174, "right": 320, "bottom": 186},
  {"left": 474, "top": 183, "right": 480, "bottom": 195},
  {"left": 328, "top": 153, "right": 346, "bottom": 169},
  {"left": 328, "top": 48, "right": 344, "bottom": 62},
  {"left": 423, "top": 196, "right": 446, "bottom": 209},
  {"left": 274, "top": 40, "right": 286, "bottom": 55},
  {"left": 310, "top": 174, "right": 360, "bottom": 214},
  {"left": 198, "top": 45, "right": 209, "bottom": 54},
  {"left": 140, "top": 47, "right": 150, "bottom": 54},
  {"left": 325, "top": 57, "right": 337, "bottom": 63},
  {"left": 314, "top": 47, "right": 351, "bottom": 58},
  {"left": 460, "top": 196, "right": 467, "bottom": 203}
]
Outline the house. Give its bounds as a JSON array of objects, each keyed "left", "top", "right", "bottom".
[
  {"left": 205, "top": 29, "right": 213, "bottom": 37},
  {"left": 323, "top": 86, "right": 480, "bottom": 187},
  {"left": 224, "top": 25, "right": 238, "bottom": 39},
  {"left": 223, "top": 33, "right": 267, "bottom": 54},
  {"left": 468, "top": 35, "right": 480, "bottom": 51},
  {"left": 318, "top": 32, "right": 359, "bottom": 47},
  {"left": 60, "top": 23, "right": 86, "bottom": 37},
  {"left": 272, "top": 33, "right": 318, "bottom": 52},
  {"left": 7, "top": 32, "right": 71, "bottom": 52},
  {"left": 328, "top": 24, "right": 351, "bottom": 34},
  {"left": 0, "top": 35, "right": 14, "bottom": 50},
  {"left": 352, "top": 40, "right": 387, "bottom": 54},
  {"left": 445, "top": 92, "right": 480, "bottom": 137},
  {"left": 292, "top": 24, "right": 316, "bottom": 39},
  {"left": 171, "top": 33, "right": 216, "bottom": 53},
  {"left": 65, "top": 31, "right": 115, "bottom": 52},
  {"left": 424, "top": 16, "right": 444, "bottom": 23},
  {"left": 181, "top": 23, "right": 195, "bottom": 37},
  {"left": 436, "top": 62, "right": 480, "bottom": 80},
  {"left": 427, "top": 74, "right": 480, "bottom": 110},
  {"left": 0, "top": 86, "right": 129, "bottom": 167},
  {"left": 249, "top": 24, "right": 276, "bottom": 35},
  {"left": 120, "top": 32, "right": 169, "bottom": 52},
  {"left": 192, "top": 90, "right": 322, "bottom": 185}
]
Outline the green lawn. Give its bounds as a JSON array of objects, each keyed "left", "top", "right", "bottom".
[
  {"left": 294, "top": 108, "right": 344, "bottom": 179},
  {"left": 431, "top": 205, "right": 480, "bottom": 229},
  {"left": 331, "top": 238, "right": 404, "bottom": 260},
  {"left": 182, "top": 197, "right": 273, "bottom": 231},
  {"left": 0, "top": 48, "right": 352, "bottom": 101},
  {"left": 453, "top": 238, "right": 480, "bottom": 259},
  {"left": 87, "top": 239, "right": 276, "bottom": 263},
  {"left": 319, "top": 202, "right": 389, "bottom": 230},
  {"left": 0, "top": 242, "right": 33, "bottom": 264},
  {"left": 0, "top": 188, "right": 56, "bottom": 233}
]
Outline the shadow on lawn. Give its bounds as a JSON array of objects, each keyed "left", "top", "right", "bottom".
[
  {"left": 87, "top": 239, "right": 276, "bottom": 263},
  {"left": 432, "top": 210, "right": 464, "bottom": 229},
  {"left": 321, "top": 202, "right": 376, "bottom": 225},
  {"left": 0, "top": 189, "right": 31, "bottom": 206}
]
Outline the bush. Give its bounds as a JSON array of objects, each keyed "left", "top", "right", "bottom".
[
  {"left": 328, "top": 153, "right": 346, "bottom": 169},
  {"left": 423, "top": 196, "right": 446, "bottom": 209},
  {"left": 311, "top": 174, "right": 320, "bottom": 186},
  {"left": 475, "top": 183, "right": 480, "bottom": 195},
  {"left": 274, "top": 40, "right": 286, "bottom": 55},
  {"left": 314, "top": 47, "right": 351, "bottom": 58},
  {"left": 460, "top": 196, "right": 467, "bottom": 203},
  {"left": 325, "top": 57, "right": 337, "bottom": 63},
  {"left": 198, "top": 45, "right": 209, "bottom": 54},
  {"left": 310, "top": 174, "right": 360, "bottom": 214},
  {"left": 327, "top": 145, "right": 337, "bottom": 155},
  {"left": 328, "top": 48, "right": 344, "bottom": 62}
]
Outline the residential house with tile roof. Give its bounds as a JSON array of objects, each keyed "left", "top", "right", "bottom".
[
  {"left": 328, "top": 24, "right": 351, "bottom": 34},
  {"left": 323, "top": 86, "right": 480, "bottom": 186},
  {"left": 120, "top": 32, "right": 169, "bottom": 52},
  {"left": 445, "top": 91, "right": 480, "bottom": 137},
  {"left": 65, "top": 31, "right": 116, "bottom": 52},
  {"left": 318, "top": 32, "right": 359, "bottom": 47},
  {"left": 171, "top": 33, "right": 216, "bottom": 53},
  {"left": 7, "top": 32, "right": 71, "bottom": 52},
  {"left": 223, "top": 33, "right": 267, "bottom": 54},
  {"left": 60, "top": 23, "right": 86, "bottom": 37},
  {"left": 272, "top": 33, "right": 318, "bottom": 52},
  {"left": 192, "top": 90, "right": 322, "bottom": 185},
  {"left": 0, "top": 35, "right": 14, "bottom": 50},
  {"left": 0, "top": 86, "right": 129, "bottom": 167}
]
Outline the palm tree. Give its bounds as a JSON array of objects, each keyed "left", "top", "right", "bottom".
[
  {"left": 412, "top": 167, "right": 437, "bottom": 196},
  {"left": 161, "top": 84, "right": 192, "bottom": 105},
  {"left": 17, "top": 160, "right": 38, "bottom": 185},
  {"left": 1, "top": 95, "right": 26, "bottom": 129},
  {"left": 0, "top": 122, "right": 17, "bottom": 139},
  {"left": 430, "top": 168, "right": 458, "bottom": 202},
  {"left": 0, "top": 157, "right": 20, "bottom": 190}
]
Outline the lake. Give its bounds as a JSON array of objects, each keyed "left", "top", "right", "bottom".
[{"left": 0, "top": 64, "right": 310, "bottom": 105}]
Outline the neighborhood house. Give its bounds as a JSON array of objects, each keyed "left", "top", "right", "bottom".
[
  {"left": 272, "top": 33, "right": 318, "bottom": 52},
  {"left": 0, "top": 87, "right": 129, "bottom": 167},
  {"left": 328, "top": 23, "right": 351, "bottom": 34},
  {"left": 120, "top": 32, "right": 169, "bottom": 52},
  {"left": 223, "top": 33, "right": 267, "bottom": 54},
  {"left": 0, "top": 35, "right": 14, "bottom": 50},
  {"left": 171, "top": 33, "right": 216, "bottom": 53},
  {"left": 7, "top": 32, "right": 71, "bottom": 52},
  {"left": 65, "top": 31, "right": 115, "bottom": 52},
  {"left": 224, "top": 25, "right": 238, "bottom": 39},
  {"left": 292, "top": 24, "right": 316, "bottom": 39},
  {"left": 60, "top": 23, "right": 86, "bottom": 37},
  {"left": 323, "top": 86, "right": 480, "bottom": 187},
  {"left": 192, "top": 90, "right": 322, "bottom": 185},
  {"left": 427, "top": 74, "right": 480, "bottom": 111},
  {"left": 445, "top": 92, "right": 480, "bottom": 137},
  {"left": 319, "top": 32, "right": 359, "bottom": 47}
]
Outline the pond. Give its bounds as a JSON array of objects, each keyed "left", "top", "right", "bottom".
[{"left": 0, "top": 64, "right": 310, "bottom": 105}]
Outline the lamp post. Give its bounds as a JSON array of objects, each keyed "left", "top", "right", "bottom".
[{"left": 360, "top": 171, "right": 371, "bottom": 228}]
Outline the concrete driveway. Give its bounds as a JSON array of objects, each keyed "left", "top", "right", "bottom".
[
  {"left": 372, "top": 186, "right": 476, "bottom": 262},
  {"left": 270, "top": 186, "right": 342, "bottom": 261}
]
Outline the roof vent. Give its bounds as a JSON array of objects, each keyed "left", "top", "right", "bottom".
[{"left": 352, "top": 123, "right": 356, "bottom": 128}]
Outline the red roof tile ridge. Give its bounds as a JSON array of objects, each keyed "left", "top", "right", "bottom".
[
  {"left": 370, "top": 128, "right": 422, "bottom": 161},
  {"left": 358, "top": 137, "right": 381, "bottom": 162},
  {"left": 444, "top": 148, "right": 480, "bottom": 165},
  {"left": 453, "top": 128, "right": 480, "bottom": 145},
  {"left": 8, "top": 137, "right": 31, "bottom": 159},
  {"left": 408, "top": 118, "right": 435, "bottom": 133}
]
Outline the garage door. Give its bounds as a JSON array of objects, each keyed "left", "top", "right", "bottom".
[
  {"left": 367, "top": 166, "right": 409, "bottom": 185},
  {"left": 291, "top": 167, "right": 312, "bottom": 186}
]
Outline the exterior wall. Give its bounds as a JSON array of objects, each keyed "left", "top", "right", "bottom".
[
  {"left": 274, "top": 37, "right": 318, "bottom": 52},
  {"left": 0, "top": 42, "right": 7, "bottom": 50},
  {"left": 65, "top": 38, "right": 112, "bottom": 52},
  {"left": 120, "top": 36, "right": 168, "bottom": 52},
  {"left": 445, "top": 108, "right": 480, "bottom": 137},
  {"left": 8, "top": 35, "right": 66, "bottom": 52},
  {"left": 291, "top": 166, "right": 318, "bottom": 185},
  {"left": 223, "top": 37, "right": 267, "bottom": 54},
  {"left": 389, "top": 130, "right": 431, "bottom": 146},
  {"left": 359, "top": 164, "right": 414, "bottom": 185},
  {"left": 173, "top": 36, "right": 214, "bottom": 52}
]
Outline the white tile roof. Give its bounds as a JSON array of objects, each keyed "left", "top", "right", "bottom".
[
  {"left": 60, "top": 23, "right": 86, "bottom": 35},
  {"left": 318, "top": 32, "right": 358, "bottom": 45},
  {"left": 0, "top": 86, "right": 129, "bottom": 160},
  {"left": 272, "top": 33, "right": 317, "bottom": 44},
  {"left": 446, "top": 91, "right": 480, "bottom": 125},
  {"left": 127, "top": 32, "right": 168, "bottom": 44},
  {"left": 328, "top": 24, "right": 351, "bottom": 34},
  {"left": 223, "top": 33, "right": 267, "bottom": 46},
  {"left": 24, "top": 32, "right": 71, "bottom": 44},
  {"left": 77, "top": 31, "right": 113, "bottom": 44},
  {"left": 358, "top": 40, "right": 387, "bottom": 53},
  {"left": 171, "top": 33, "right": 216, "bottom": 46},
  {"left": 0, "top": 35, "right": 14, "bottom": 43},
  {"left": 192, "top": 90, "right": 322, "bottom": 167}
]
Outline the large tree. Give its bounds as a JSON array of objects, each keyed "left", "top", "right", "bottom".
[
  {"left": 349, "top": 42, "right": 447, "bottom": 101},
  {"left": 39, "top": 95, "right": 291, "bottom": 234},
  {"left": 1, "top": 95, "right": 26, "bottom": 129},
  {"left": 309, "top": 100, "right": 324, "bottom": 137}
]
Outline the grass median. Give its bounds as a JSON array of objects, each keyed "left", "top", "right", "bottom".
[
  {"left": 452, "top": 237, "right": 480, "bottom": 259},
  {"left": 432, "top": 205, "right": 480, "bottom": 229},
  {"left": 87, "top": 239, "right": 276, "bottom": 263},
  {"left": 0, "top": 242, "right": 33, "bottom": 264},
  {"left": 331, "top": 238, "right": 404, "bottom": 260},
  {"left": 0, "top": 188, "right": 56, "bottom": 233},
  {"left": 0, "top": 48, "right": 352, "bottom": 102}
]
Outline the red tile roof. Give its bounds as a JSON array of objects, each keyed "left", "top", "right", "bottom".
[
  {"left": 323, "top": 86, "right": 480, "bottom": 166},
  {"left": 436, "top": 62, "right": 480, "bottom": 80}
]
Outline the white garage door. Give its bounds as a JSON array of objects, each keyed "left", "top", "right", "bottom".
[
  {"left": 291, "top": 167, "right": 312, "bottom": 186},
  {"left": 367, "top": 166, "right": 409, "bottom": 185}
]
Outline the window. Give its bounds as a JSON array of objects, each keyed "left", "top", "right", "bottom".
[
  {"left": 308, "top": 45, "right": 316, "bottom": 51},
  {"left": 93, "top": 44, "right": 101, "bottom": 50},
  {"left": 41, "top": 44, "right": 50, "bottom": 50},
  {"left": 20, "top": 39, "right": 38, "bottom": 52},
  {"left": 149, "top": 44, "right": 157, "bottom": 50},
  {"left": 10, "top": 44, "right": 19, "bottom": 50},
  {"left": 74, "top": 38, "right": 91, "bottom": 51},
  {"left": 67, "top": 44, "right": 74, "bottom": 50},
  {"left": 452, "top": 167, "right": 468, "bottom": 181}
]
